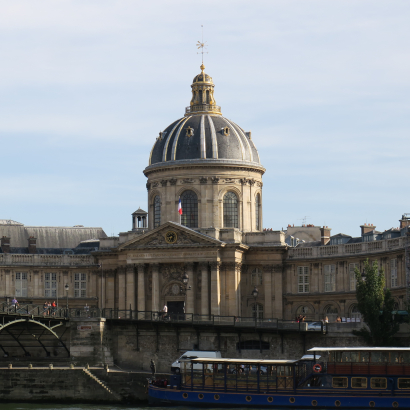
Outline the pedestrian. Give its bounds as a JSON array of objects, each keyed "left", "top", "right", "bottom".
[
  {"left": 150, "top": 359, "right": 156, "bottom": 376},
  {"left": 43, "top": 301, "right": 48, "bottom": 316},
  {"left": 47, "top": 301, "right": 52, "bottom": 316},
  {"left": 51, "top": 301, "right": 57, "bottom": 316},
  {"left": 162, "top": 304, "right": 168, "bottom": 320},
  {"left": 11, "top": 297, "right": 18, "bottom": 311}
]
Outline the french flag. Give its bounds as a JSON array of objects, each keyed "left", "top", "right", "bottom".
[{"left": 178, "top": 197, "right": 183, "bottom": 215}]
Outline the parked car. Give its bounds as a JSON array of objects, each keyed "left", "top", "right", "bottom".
[
  {"left": 171, "top": 350, "right": 222, "bottom": 374},
  {"left": 307, "top": 321, "right": 323, "bottom": 331}
]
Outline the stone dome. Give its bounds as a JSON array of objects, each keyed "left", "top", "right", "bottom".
[{"left": 148, "top": 64, "right": 261, "bottom": 167}]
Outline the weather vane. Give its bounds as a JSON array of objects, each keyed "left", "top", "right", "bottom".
[{"left": 197, "top": 25, "right": 208, "bottom": 64}]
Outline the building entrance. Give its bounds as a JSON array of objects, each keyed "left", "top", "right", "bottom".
[{"left": 167, "top": 301, "right": 185, "bottom": 315}]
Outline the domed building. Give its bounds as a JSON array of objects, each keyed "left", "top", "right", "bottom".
[
  {"left": 145, "top": 64, "right": 265, "bottom": 232},
  {"left": 96, "top": 64, "right": 286, "bottom": 320}
]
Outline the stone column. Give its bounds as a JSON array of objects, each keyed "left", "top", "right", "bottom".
[
  {"left": 199, "top": 262, "right": 209, "bottom": 316},
  {"left": 126, "top": 264, "right": 135, "bottom": 311},
  {"left": 5, "top": 269, "right": 11, "bottom": 296},
  {"left": 273, "top": 265, "right": 283, "bottom": 319},
  {"left": 263, "top": 265, "right": 273, "bottom": 318},
  {"left": 185, "top": 263, "right": 194, "bottom": 314},
  {"left": 210, "top": 261, "right": 221, "bottom": 316},
  {"left": 137, "top": 264, "right": 145, "bottom": 311},
  {"left": 118, "top": 266, "right": 126, "bottom": 310},
  {"left": 33, "top": 270, "right": 39, "bottom": 297},
  {"left": 151, "top": 263, "right": 160, "bottom": 313}
]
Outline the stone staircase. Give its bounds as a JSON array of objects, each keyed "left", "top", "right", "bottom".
[{"left": 82, "top": 368, "right": 122, "bottom": 402}]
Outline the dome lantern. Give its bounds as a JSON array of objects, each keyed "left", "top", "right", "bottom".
[{"left": 186, "top": 64, "right": 221, "bottom": 116}]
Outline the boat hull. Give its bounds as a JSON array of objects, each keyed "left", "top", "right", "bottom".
[{"left": 149, "top": 386, "right": 409, "bottom": 408}]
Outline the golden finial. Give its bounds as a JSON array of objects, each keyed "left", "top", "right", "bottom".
[
  {"left": 200, "top": 63, "right": 205, "bottom": 73},
  {"left": 196, "top": 25, "right": 208, "bottom": 64}
]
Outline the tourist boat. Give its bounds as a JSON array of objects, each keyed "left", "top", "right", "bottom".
[{"left": 148, "top": 347, "right": 410, "bottom": 408}]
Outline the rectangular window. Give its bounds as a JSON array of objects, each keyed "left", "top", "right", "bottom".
[
  {"left": 44, "top": 273, "right": 57, "bottom": 298},
  {"left": 297, "top": 266, "right": 309, "bottom": 293},
  {"left": 398, "top": 378, "right": 410, "bottom": 389},
  {"left": 349, "top": 263, "right": 359, "bottom": 291},
  {"left": 370, "top": 378, "right": 387, "bottom": 389},
  {"left": 391, "top": 258, "right": 398, "bottom": 288},
  {"left": 15, "top": 272, "right": 28, "bottom": 297},
  {"left": 351, "top": 377, "right": 367, "bottom": 388},
  {"left": 324, "top": 265, "right": 336, "bottom": 292},
  {"left": 332, "top": 377, "right": 348, "bottom": 388},
  {"left": 74, "top": 273, "right": 86, "bottom": 298}
]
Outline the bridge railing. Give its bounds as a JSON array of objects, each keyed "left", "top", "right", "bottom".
[{"left": 0, "top": 304, "right": 327, "bottom": 332}]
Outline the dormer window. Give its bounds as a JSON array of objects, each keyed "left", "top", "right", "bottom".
[
  {"left": 186, "top": 126, "right": 194, "bottom": 137},
  {"left": 223, "top": 126, "right": 230, "bottom": 136}
]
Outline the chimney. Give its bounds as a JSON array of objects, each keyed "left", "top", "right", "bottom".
[
  {"left": 1, "top": 236, "right": 10, "bottom": 253},
  {"left": 320, "top": 226, "right": 331, "bottom": 245},
  {"left": 360, "top": 223, "right": 375, "bottom": 236},
  {"left": 28, "top": 236, "right": 37, "bottom": 254},
  {"left": 399, "top": 215, "right": 410, "bottom": 229}
]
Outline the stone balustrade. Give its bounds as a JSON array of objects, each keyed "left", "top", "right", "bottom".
[
  {"left": 288, "top": 237, "right": 406, "bottom": 259},
  {"left": 0, "top": 253, "right": 96, "bottom": 266}
]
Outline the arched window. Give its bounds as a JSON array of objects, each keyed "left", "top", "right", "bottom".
[
  {"left": 223, "top": 192, "right": 238, "bottom": 228},
  {"left": 252, "top": 303, "right": 263, "bottom": 319},
  {"left": 251, "top": 268, "right": 262, "bottom": 286},
  {"left": 296, "top": 305, "right": 314, "bottom": 321},
  {"left": 181, "top": 190, "right": 198, "bottom": 228},
  {"left": 154, "top": 196, "right": 161, "bottom": 228},
  {"left": 255, "top": 194, "right": 261, "bottom": 230},
  {"left": 349, "top": 304, "right": 361, "bottom": 322},
  {"left": 324, "top": 305, "right": 338, "bottom": 323}
]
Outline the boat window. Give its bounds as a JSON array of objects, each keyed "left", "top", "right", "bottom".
[
  {"left": 402, "top": 352, "right": 410, "bottom": 363},
  {"left": 359, "top": 351, "right": 369, "bottom": 363},
  {"left": 398, "top": 378, "right": 410, "bottom": 389},
  {"left": 351, "top": 377, "right": 367, "bottom": 388},
  {"left": 332, "top": 377, "right": 348, "bottom": 388},
  {"left": 371, "top": 352, "right": 388, "bottom": 363},
  {"left": 370, "top": 378, "right": 387, "bottom": 389}
]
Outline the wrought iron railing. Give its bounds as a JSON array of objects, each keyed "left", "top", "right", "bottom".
[{"left": 0, "top": 303, "right": 327, "bottom": 333}]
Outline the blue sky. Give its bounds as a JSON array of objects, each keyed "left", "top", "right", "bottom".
[{"left": 1, "top": 0, "right": 409, "bottom": 237}]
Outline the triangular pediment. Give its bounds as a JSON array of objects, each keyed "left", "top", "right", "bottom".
[{"left": 118, "top": 222, "right": 224, "bottom": 250}]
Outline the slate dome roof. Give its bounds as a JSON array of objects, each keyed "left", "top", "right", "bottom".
[
  {"left": 148, "top": 64, "right": 262, "bottom": 168},
  {"left": 149, "top": 115, "right": 260, "bottom": 165}
]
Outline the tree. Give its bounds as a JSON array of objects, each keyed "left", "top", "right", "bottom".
[{"left": 353, "top": 259, "right": 400, "bottom": 346}]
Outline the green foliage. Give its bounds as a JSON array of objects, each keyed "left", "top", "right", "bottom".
[{"left": 353, "top": 260, "right": 400, "bottom": 346}]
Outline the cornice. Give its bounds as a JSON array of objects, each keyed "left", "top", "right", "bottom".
[{"left": 144, "top": 160, "right": 265, "bottom": 177}]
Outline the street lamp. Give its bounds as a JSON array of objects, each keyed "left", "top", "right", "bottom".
[
  {"left": 180, "top": 273, "right": 191, "bottom": 316},
  {"left": 361, "top": 269, "right": 366, "bottom": 282},
  {"left": 251, "top": 286, "right": 259, "bottom": 319},
  {"left": 65, "top": 283, "right": 69, "bottom": 313}
]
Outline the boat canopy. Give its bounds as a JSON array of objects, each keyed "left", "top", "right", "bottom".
[
  {"left": 308, "top": 347, "right": 410, "bottom": 352},
  {"left": 187, "top": 358, "right": 297, "bottom": 365}
]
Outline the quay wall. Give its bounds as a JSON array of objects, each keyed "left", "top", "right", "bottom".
[
  {"left": 0, "top": 367, "right": 165, "bottom": 403},
  {"left": 107, "top": 322, "right": 376, "bottom": 373}
]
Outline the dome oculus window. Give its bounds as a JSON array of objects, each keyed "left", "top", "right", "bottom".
[
  {"left": 186, "top": 126, "right": 194, "bottom": 137},
  {"left": 222, "top": 126, "right": 230, "bottom": 136}
]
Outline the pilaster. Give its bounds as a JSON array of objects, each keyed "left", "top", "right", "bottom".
[
  {"left": 151, "top": 263, "right": 160, "bottom": 313},
  {"left": 210, "top": 261, "right": 221, "bottom": 315},
  {"left": 137, "top": 263, "right": 145, "bottom": 311}
]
